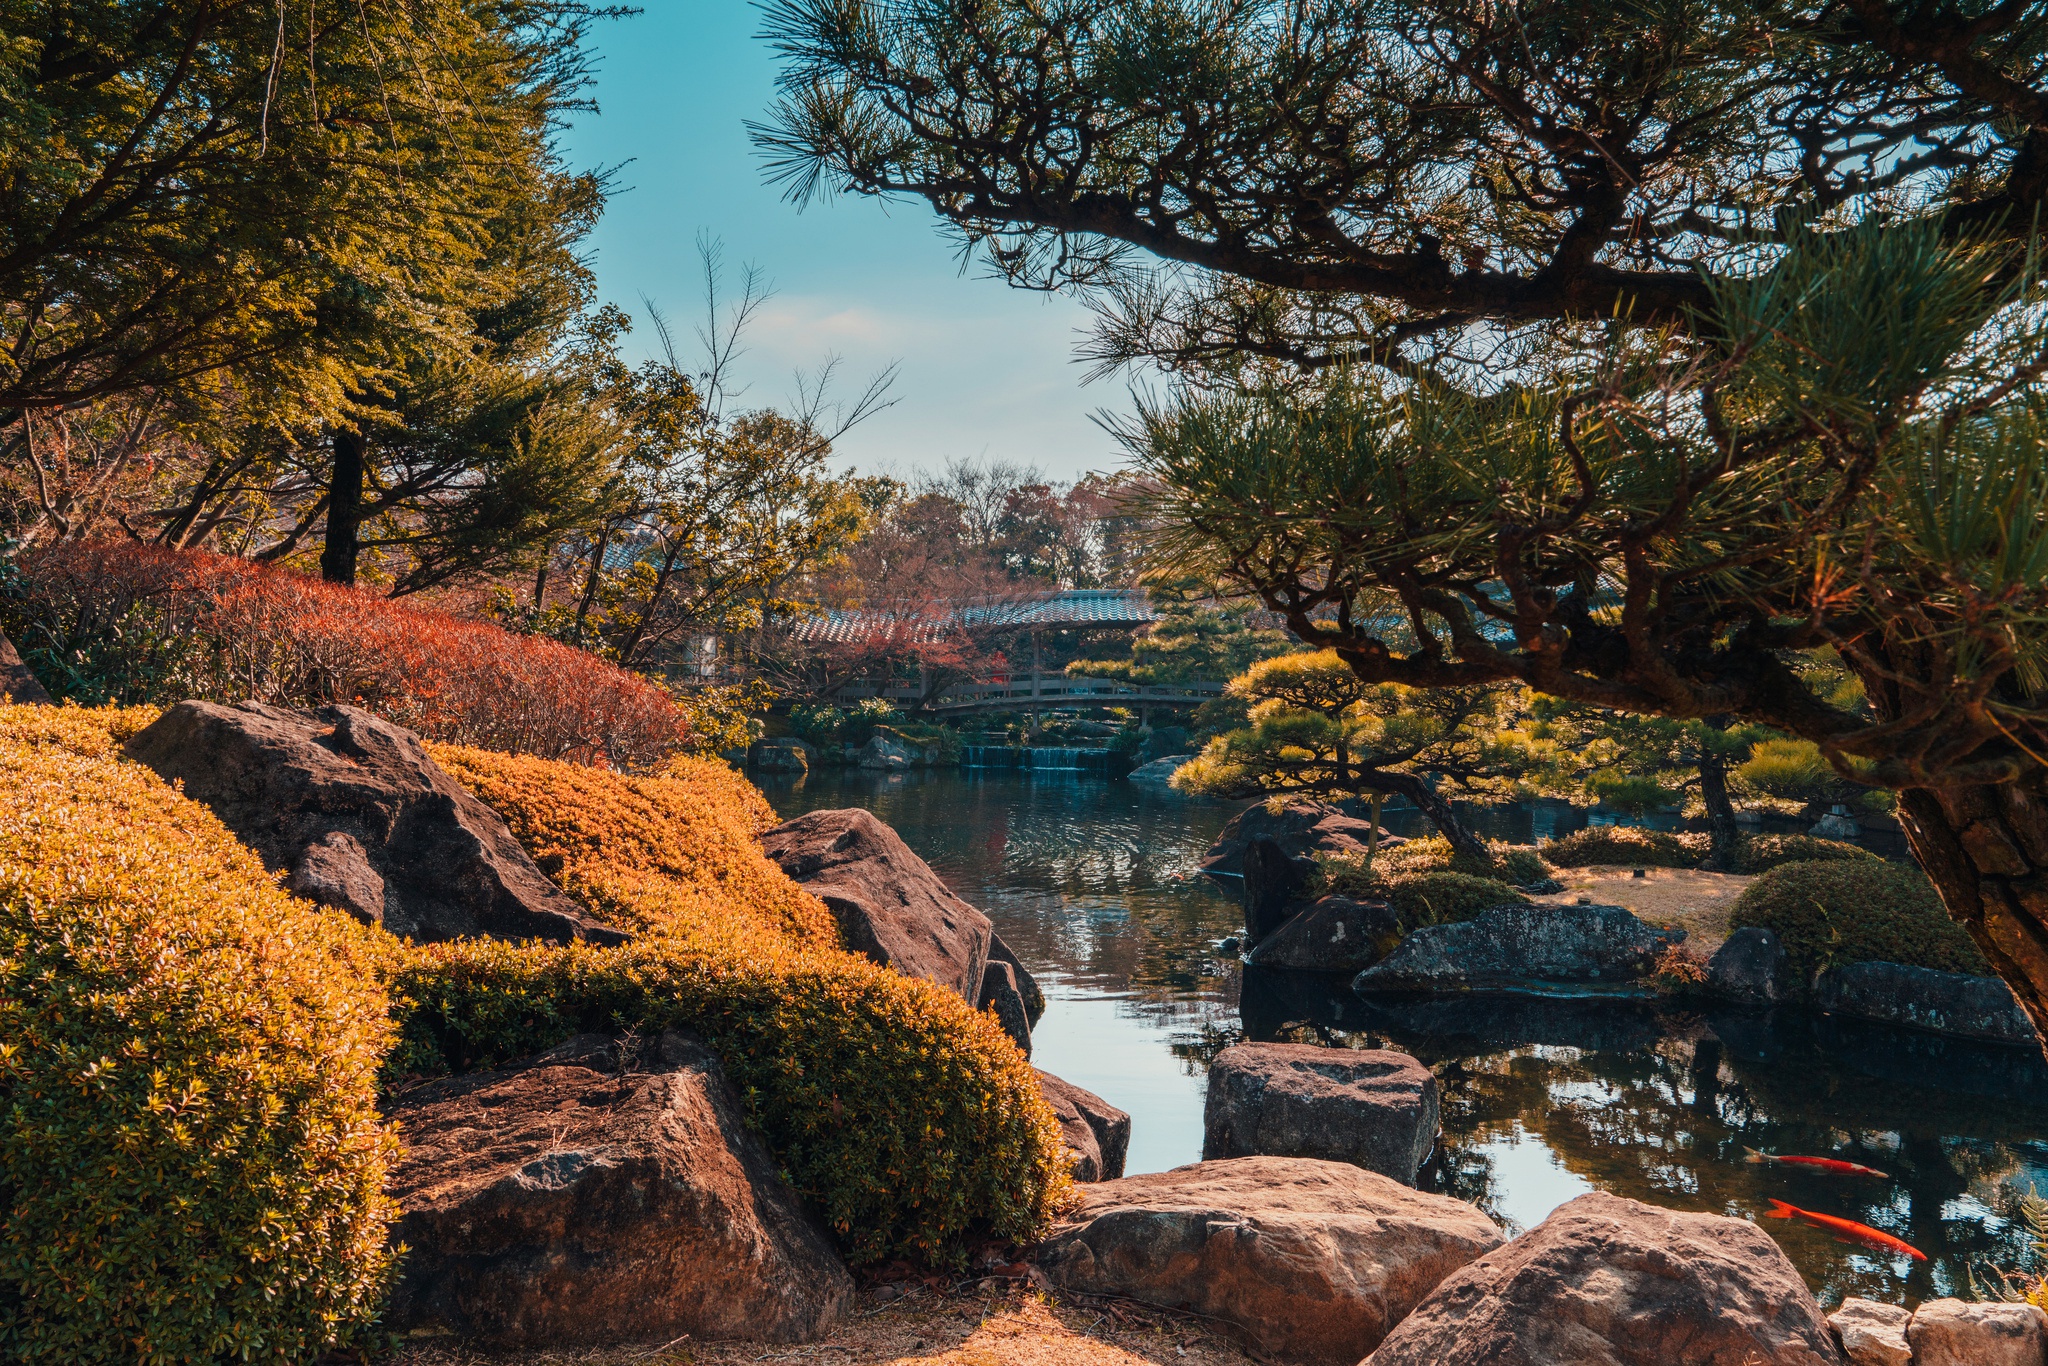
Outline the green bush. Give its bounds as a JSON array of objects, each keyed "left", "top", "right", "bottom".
[
  {"left": 1318, "top": 849, "right": 1528, "bottom": 931},
  {"left": 1542, "top": 825, "right": 1707, "bottom": 868},
  {"left": 1729, "top": 858, "right": 1989, "bottom": 983},
  {"left": 1362, "top": 834, "right": 1554, "bottom": 885},
  {"left": 1730, "top": 833, "right": 1881, "bottom": 874},
  {"left": 387, "top": 937, "right": 1066, "bottom": 1267},
  {"left": 0, "top": 706, "right": 397, "bottom": 1363}
]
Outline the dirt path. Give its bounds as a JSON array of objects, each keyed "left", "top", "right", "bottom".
[
  {"left": 389, "top": 1286, "right": 1265, "bottom": 1366},
  {"left": 1529, "top": 864, "right": 1756, "bottom": 955}
]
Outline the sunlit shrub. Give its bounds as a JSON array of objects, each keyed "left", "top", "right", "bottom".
[
  {"left": 1317, "top": 846, "right": 1528, "bottom": 931},
  {"left": 397, "top": 746, "right": 1071, "bottom": 1266},
  {"left": 1729, "top": 858, "right": 1989, "bottom": 983},
  {"left": 1349, "top": 834, "right": 1553, "bottom": 885},
  {"left": 2, "top": 540, "right": 686, "bottom": 766},
  {"left": 1542, "top": 825, "right": 1707, "bottom": 868},
  {"left": 0, "top": 706, "right": 398, "bottom": 1363},
  {"left": 1730, "top": 833, "right": 1881, "bottom": 874}
]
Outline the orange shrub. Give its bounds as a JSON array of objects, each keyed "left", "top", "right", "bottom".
[{"left": 3, "top": 540, "right": 687, "bottom": 767}]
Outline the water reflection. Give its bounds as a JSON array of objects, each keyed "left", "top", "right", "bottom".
[{"left": 759, "top": 766, "right": 2048, "bottom": 1306}]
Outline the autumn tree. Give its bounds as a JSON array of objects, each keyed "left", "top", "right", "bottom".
[{"left": 758, "top": 1, "right": 2048, "bottom": 1043}]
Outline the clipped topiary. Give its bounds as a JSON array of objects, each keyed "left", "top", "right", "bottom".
[
  {"left": 398, "top": 745, "right": 1072, "bottom": 1267},
  {"left": 1387, "top": 871, "right": 1530, "bottom": 928},
  {"left": 1729, "top": 858, "right": 1989, "bottom": 984},
  {"left": 0, "top": 706, "right": 398, "bottom": 1363},
  {"left": 1353, "top": 834, "right": 1554, "bottom": 885},
  {"left": 1542, "top": 826, "right": 1706, "bottom": 868},
  {"left": 1729, "top": 833, "right": 1881, "bottom": 875}
]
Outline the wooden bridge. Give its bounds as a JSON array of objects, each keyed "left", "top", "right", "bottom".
[{"left": 832, "top": 672, "right": 1224, "bottom": 715}]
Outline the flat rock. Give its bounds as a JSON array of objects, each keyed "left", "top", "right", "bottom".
[
  {"left": 1906, "top": 1298, "right": 2048, "bottom": 1366},
  {"left": 1708, "top": 927, "right": 1792, "bottom": 1006},
  {"left": 1816, "top": 961, "right": 2040, "bottom": 1046},
  {"left": 1247, "top": 896, "right": 1402, "bottom": 973},
  {"left": 1364, "top": 1191, "right": 1845, "bottom": 1366},
  {"left": 124, "top": 700, "right": 622, "bottom": 944},
  {"left": 1204, "top": 1044, "right": 1437, "bottom": 1184},
  {"left": 1036, "top": 1069, "right": 1130, "bottom": 1182},
  {"left": 1201, "top": 799, "right": 1403, "bottom": 876},
  {"left": 1034, "top": 1155, "right": 1501, "bottom": 1366},
  {"left": 759, "top": 808, "right": 991, "bottom": 1001},
  {"left": 385, "top": 1030, "right": 852, "bottom": 1348},
  {"left": 1829, "top": 1298, "right": 1911, "bottom": 1366},
  {"left": 1354, "top": 903, "right": 1680, "bottom": 995}
]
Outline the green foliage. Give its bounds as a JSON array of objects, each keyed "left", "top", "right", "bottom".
[
  {"left": 1067, "top": 582, "right": 1289, "bottom": 685},
  {"left": 1730, "top": 859, "right": 1990, "bottom": 983},
  {"left": 387, "top": 937, "right": 1066, "bottom": 1267},
  {"left": 1730, "top": 835, "right": 1881, "bottom": 875},
  {"left": 788, "top": 697, "right": 905, "bottom": 748},
  {"left": 1543, "top": 826, "right": 1707, "bottom": 868},
  {"left": 671, "top": 680, "right": 776, "bottom": 757},
  {"left": 1735, "top": 738, "right": 1866, "bottom": 808},
  {"left": 1317, "top": 851, "right": 1529, "bottom": 931},
  {"left": 1584, "top": 769, "right": 1682, "bottom": 815},
  {"left": 0, "top": 708, "right": 397, "bottom": 1363},
  {"left": 1353, "top": 833, "right": 1553, "bottom": 886}
]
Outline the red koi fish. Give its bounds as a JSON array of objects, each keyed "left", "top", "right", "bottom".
[
  {"left": 1764, "top": 1200, "right": 1927, "bottom": 1261},
  {"left": 1746, "top": 1148, "right": 1889, "bottom": 1179}
]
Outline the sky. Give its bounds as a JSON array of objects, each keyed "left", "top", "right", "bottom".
[{"left": 559, "top": 3, "right": 1133, "bottom": 483}]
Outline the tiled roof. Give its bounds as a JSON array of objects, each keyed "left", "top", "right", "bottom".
[{"left": 789, "top": 589, "right": 1156, "bottom": 643}]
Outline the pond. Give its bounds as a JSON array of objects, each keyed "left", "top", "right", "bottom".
[{"left": 755, "top": 764, "right": 2048, "bottom": 1310}]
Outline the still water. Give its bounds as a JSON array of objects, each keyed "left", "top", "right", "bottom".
[{"left": 756, "top": 765, "right": 2048, "bottom": 1309}]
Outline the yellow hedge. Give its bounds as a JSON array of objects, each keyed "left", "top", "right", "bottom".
[
  {"left": 0, "top": 706, "right": 397, "bottom": 1363},
  {"left": 395, "top": 747, "right": 1073, "bottom": 1265}
]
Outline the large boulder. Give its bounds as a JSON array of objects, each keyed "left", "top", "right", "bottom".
[
  {"left": 748, "top": 737, "right": 813, "bottom": 772},
  {"left": 123, "top": 700, "right": 623, "bottom": 944},
  {"left": 856, "top": 732, "right": 916, "bottom": 769},
  {"left": 1905, "top": 1298, "right": 2048, "bottom": 1366},
  {"left": 1353, "top": 903, "right": 1681, "bottom": 995},
  {"left": 989, "top": 930, "right": 1046, "bottom": 1025},
  {"left": 1247, "top": 896, "right": 1402, "bottom": 973},
  {"left": 1244, "top": 836, "right": 1313, "bottom": 942},
  {"left": 1127, "top": 754, "right": 1193, "bottom": 787},
  {"left": 759, "top": 807, "right": 992, "bottom": 1001},
  {"left": 1816, "top": 960, "right": 2039, "bottom": 1045},
  {"left": 1033, "top": 1156, "right": 1501, "bottom": 1366},
  {"left": 1707, "top": 927, "right": 1793, "bottom": 1006},
  {"left": 1202, "top": 799, "right": 1404, "bottom": 876},
  {"left": 1204, "top": 1044, "right": 1437, "bottom": 1184},
  {"left": 1364, "top": 1192, "right": 1846, "bottom": 1366},
  {"left": 1036, "top": 1069, "right": 1131, "bottom": 1182},
  {"left": 385, "top": 1031, "right": 853, "bottom": 1348}
]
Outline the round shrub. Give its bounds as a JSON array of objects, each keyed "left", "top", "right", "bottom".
[
  {"left": 0, "top": 706, "right": 397, "bottom": 1363},
  {"left": 1729, "top": 858, "right": 1989, "bottom": 984},
  {"left": 1729, "top": 833, "right": 1880, "bottom": 874},
  {"left": 404, "top": 745, "right": 1071, "bottom": 1267},
  {"left": 1387, "top": 871, "right": 1530, "bottom": 928},
  {"left": 1542, "top": 826, "right": 1706, "bottom": 868},
  {"left": 1362, "top": 834, "right": 1554, "bottom": 884}
]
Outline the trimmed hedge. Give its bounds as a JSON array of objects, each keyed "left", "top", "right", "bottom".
[
  {"left": 1542, "top": 826, "right": 1707, "bottom": 868},
  {"left": 394, "top": 746, "right": 1072, "bottom": 1266},
  {"left": 0, "top": 706, "right": 398, "bottom": 1363},
  {"left": 1317, "top": 844, "right": 1529, "bottom": 931},
  {"left": 1729, "top": 858, "right": 1989, "bottom": 983},
  {"left": 1365, "top": 834, "right": 1554, "bottom": 885},
  {"left": 1728, "top": 833, "right": 1880, "bottom": 874}
]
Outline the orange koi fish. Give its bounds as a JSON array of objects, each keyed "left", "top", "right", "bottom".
[
  {"left": 1764, "top": 1200, "right": 1927, "bottom": 1261},
  {"left": 1746, "top": 1148, "right": 1889, "bottom": 1179}
]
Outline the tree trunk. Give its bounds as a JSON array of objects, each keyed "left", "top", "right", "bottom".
[
  {"left": 1895, "top": 779, "right": 2048, "bottom": 1054},
  {"left": 1697, "top": 750, "right": 1741, "bottom": 869},
  {"left": 572, "top": 525, "right": 612, "bottom": 644},
  {"left": 1367, "top": 771, "right": 1488, "bottom": 859},
  {"left": 319, "top": 427, "right": 367, "bottom": 586}
]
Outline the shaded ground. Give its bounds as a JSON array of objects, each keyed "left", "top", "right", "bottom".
[
  {"left": 387, "top": 1286, "right": 1265, "bottom": 1366},
  {"left": 1529, "top": 864, "right": 1755, "bottom": 955}
]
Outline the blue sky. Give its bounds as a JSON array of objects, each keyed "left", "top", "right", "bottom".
[{"left": 560, "top": 3, "right": 1132, "bottom": 482}]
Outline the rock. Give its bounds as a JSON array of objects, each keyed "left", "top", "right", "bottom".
[
  {"left": 385, "top": 1030, "right": 852, "bottom": 1348},
  {"left": 1811, "top": 808, "right": 1863, "bottom": 840},
  {"left": 1828, "top": 1298, "right": 1911, "bottom": 1366},
  {"left": 978, "top": 960, "right": 1033, "bottom": 1055},
  {"left": 1246, "top": 896, "right": 1402, "bottom": 972},
  {"left": 1353, "top": 903, "right": 1681, "bottom": 995},
  {"left": 1034, "top": 1156, "right": 1501, "bottom": 1366},
  {"left": 1708, "top": 927, "right": 1793, "bottom": 1006},
  {"left": 1036, "top": 1069, "right": 1130, "bottom": 1182},
  {"left": 1816, "top": 960, "right": 2040, "bottom": 1046},
  {"left": 1364, "top": 1191, "right": 1845, "bottom": 1366},
  {"left": 989, "top": 931, "right": 1045, "bottom": 1026},
  {"left": 1201, "top": 798, "right": 1403, "bottom": 876},
  {"left": 1906, "top": 1298, "right": 2048, "bottom": 1366},
  {"left": 759, "top": 807, "right": 992, "bottom": 1001},
  {"left": 0, "top": 629, "right": 51, "bottom": 704},
  {"left": 123, "top": 700, "right": 623, "bottom": 945},
  {"left": 1203, "top": 1044, "right": 1438, "bottom": 1184},
  {"left": 749, "top": 738, "right": 813, "bottom": 772},
  {"left": 1244, "top": 836, "right": 1312, "bottom": 943},
  {"left": 1127, "top": 754, "right": 1193, "bottom": 786},
  {"left": 856, "top": 733, "right": 915, "bottom": 769}
]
